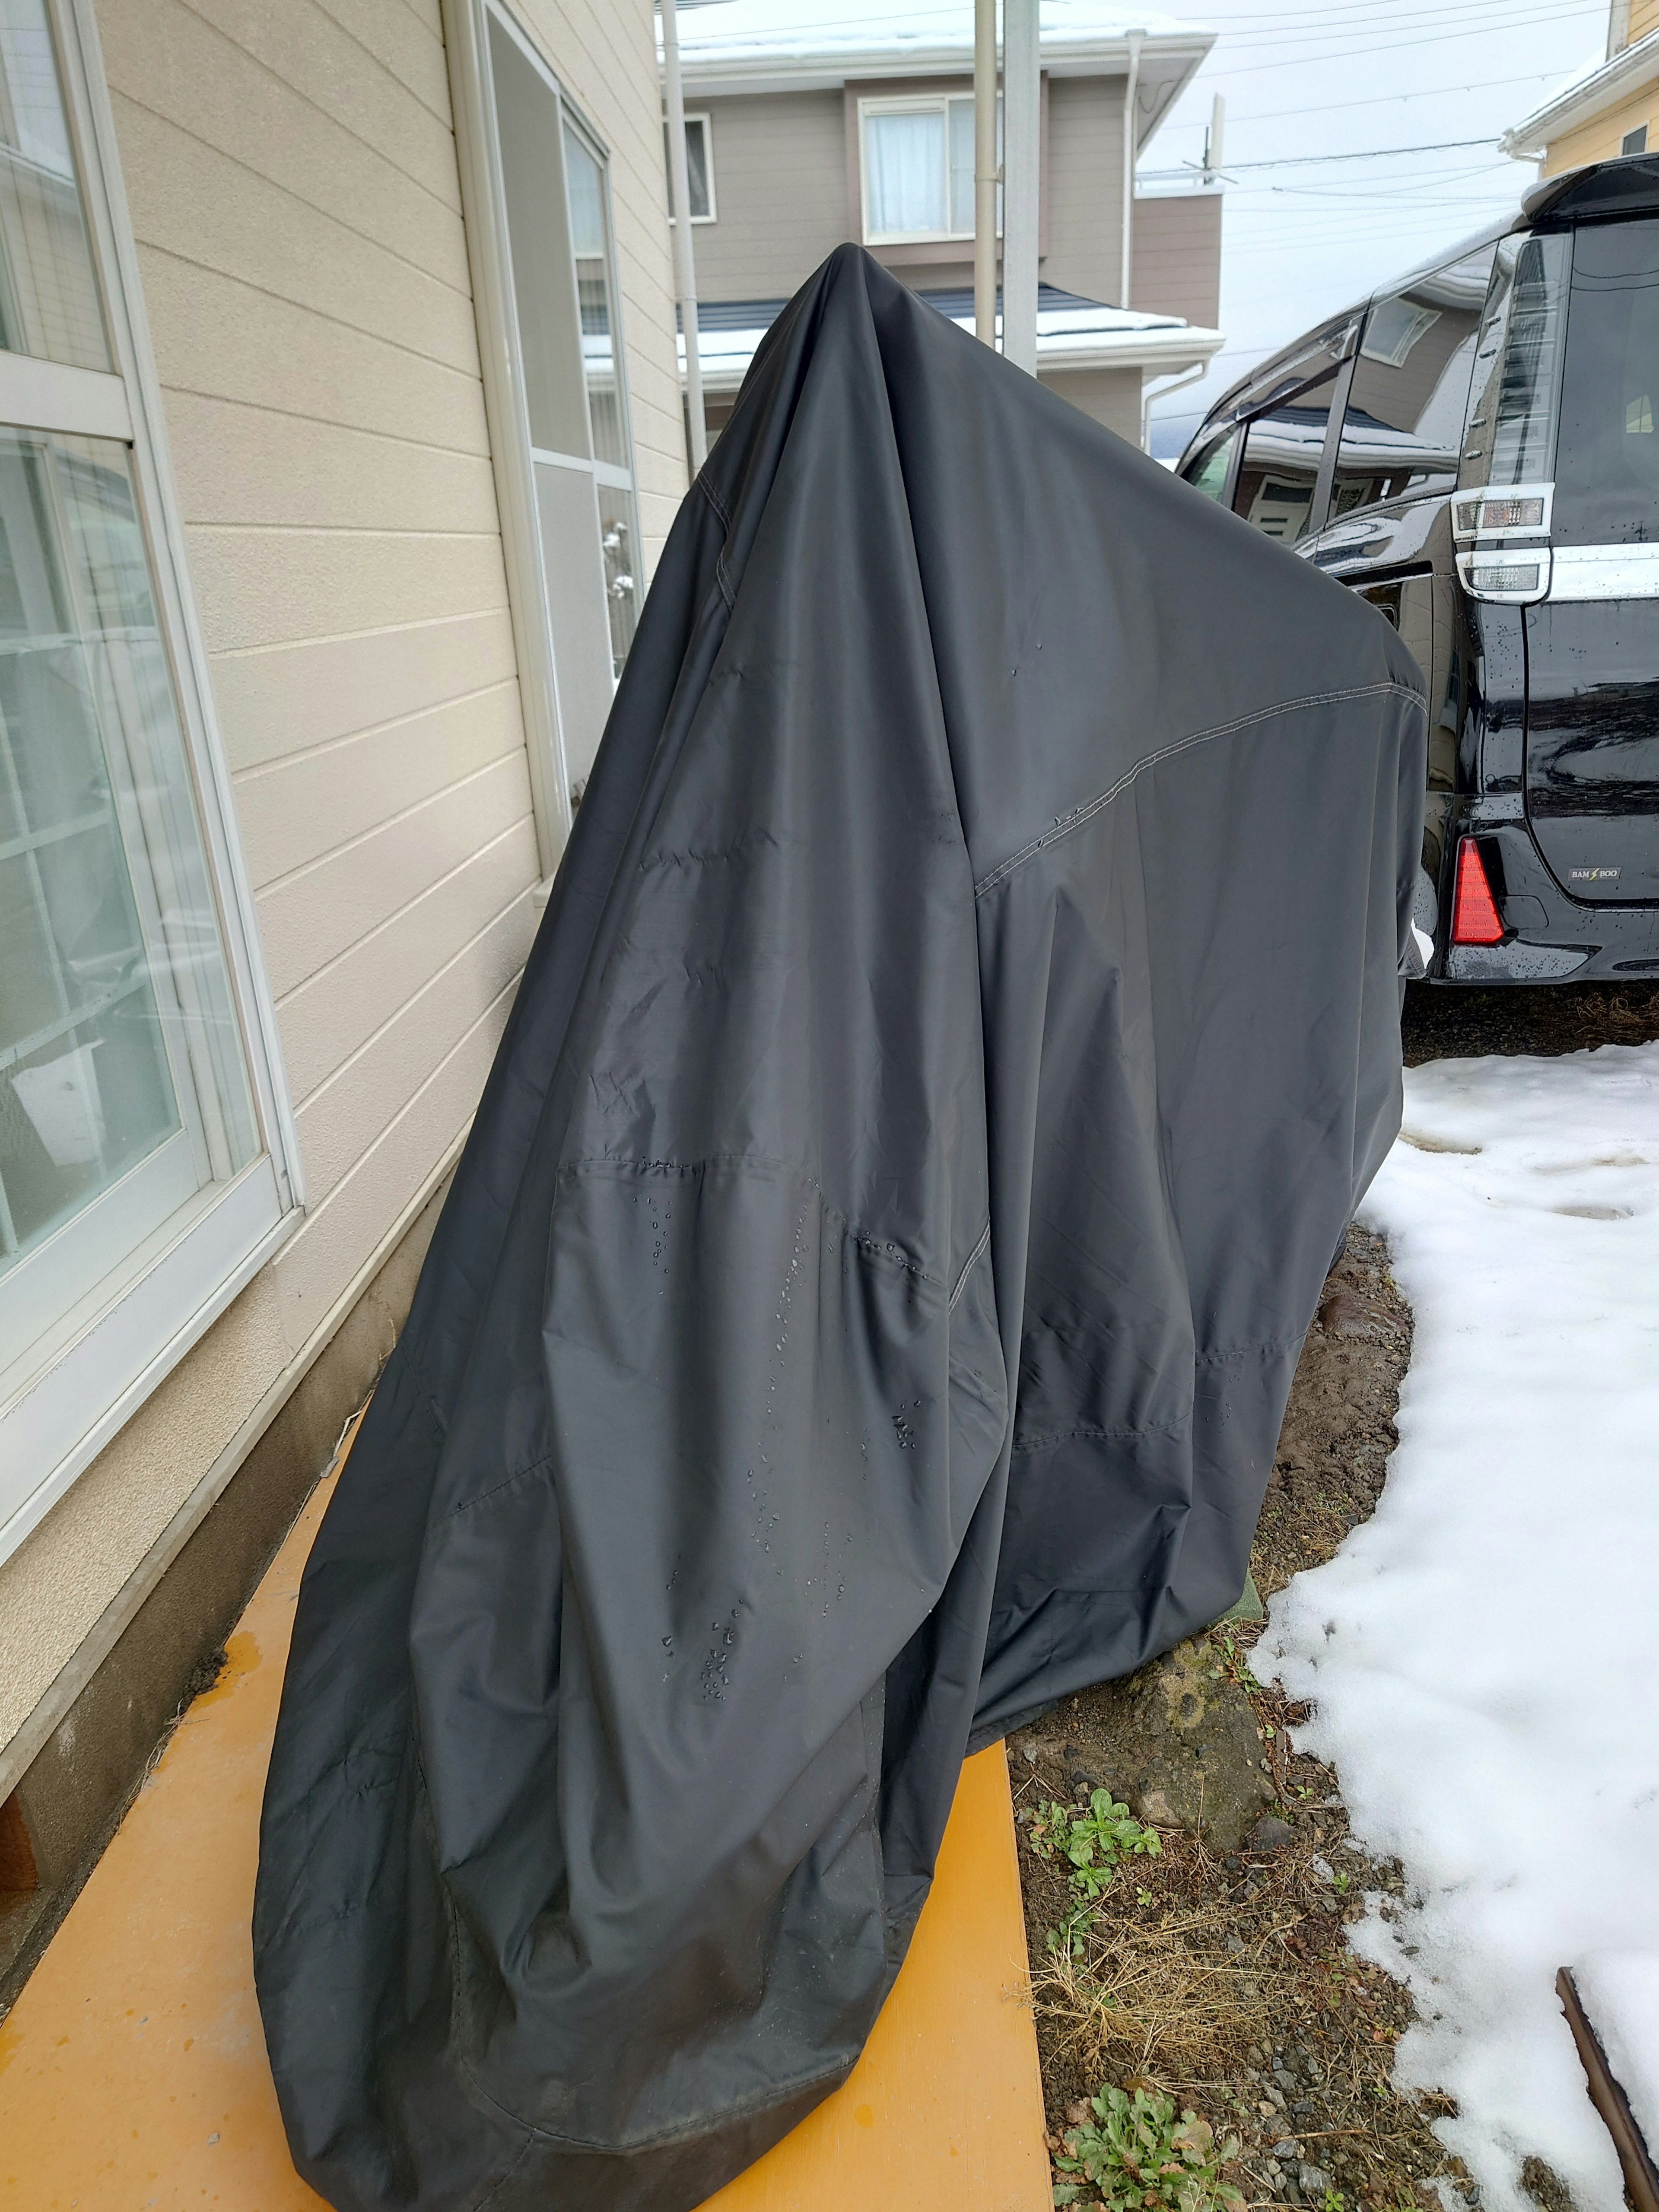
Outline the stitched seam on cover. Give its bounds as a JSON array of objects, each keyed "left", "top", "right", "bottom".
[
  {"left": 449, "top": 1451, "right": 557, "bottom": 1519},
  {"left": 948, "top": 1222, "right": 991, "bottom": 1311},
  {"left": 697, "top": 477, "right": 737, "bottom": 606},
  {"left": 1193, "top": 1330, "right": 1306, "bottom": 1367},
  {"left": 559, "top": 1151, "right": 949, "bottom": 1292},
  {"left": 1011, "top": 1414, "right": 1191, "bottom": 1453},
  {"left": 972, "top": 681, "right": 1427, "bottom": 899}
]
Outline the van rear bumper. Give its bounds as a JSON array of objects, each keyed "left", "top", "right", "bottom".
[{"left": 1429, "top": 814, "right": 1659, "bottom": 984}]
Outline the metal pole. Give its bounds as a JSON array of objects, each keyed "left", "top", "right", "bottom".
[
  {"left": 973, "top": 0, "right": 998, "bottom": 347},
  {"left": 1119, "top": 28, "right": 1144, "bottom": 312},
  {"left": 1205, "top": 92, "right": 1225, "bottom": 185},
  {"left": 660, "top": 0, "right": 706, "bottom": 472},
  {"left": 1001, "top": 0, "right": 1038, "bottom": 373}
]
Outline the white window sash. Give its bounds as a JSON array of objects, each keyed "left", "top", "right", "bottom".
[
  {"left": 0, "top": 0, "right": 303, "bottom": 1566},
  {"left": 859, "top": 94, "right": 979, "bottom": 246}
]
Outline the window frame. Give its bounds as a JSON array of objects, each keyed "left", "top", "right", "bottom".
[
  {"left": 442, "top": 0, "right": 647, "bottom": 857},
  {"left": 858, "top": 92, "right": 979, "bottom": 246},
  {"left": 665, "top": 111, "right": 715, "bottom": 225},
  {"left": 0, "top": 0, "right": 305, "bottom": 1567}
]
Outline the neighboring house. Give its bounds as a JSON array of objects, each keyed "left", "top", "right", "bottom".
[
  {"left": 1503, "top": 0, "right": 1659, "bottom": 170},
  {"left": 0, "top": 0, "right": 681, "bottom": 2002},
  {"left": 672, "top": 0, "right": 1225, "bottom": 448}
]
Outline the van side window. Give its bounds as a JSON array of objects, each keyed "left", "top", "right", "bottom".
[
  {"left": 1182, "top": 427, "right": 1237, "bottom": 501},
  {"left": 1232, "top": 368, "right": 1341, "bottom": 542},
  {"left": 1329, "top": 246, "right": 1494, "bottom": 521}
]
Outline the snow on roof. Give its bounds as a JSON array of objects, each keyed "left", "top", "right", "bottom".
[
  {"left": 682, "top": 284, "right": 1222, "bottom": 390},
  {"left": 674, "top": 0, "right": 1212, "bottom": 79}
]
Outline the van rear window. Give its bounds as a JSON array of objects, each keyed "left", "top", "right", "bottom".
[{"left": 1553, "top": 216, "right": 1659, "bottom": 546}]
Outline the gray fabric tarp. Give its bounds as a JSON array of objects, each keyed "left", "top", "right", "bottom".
[{"left": 254, "top": 245, "right": 1425, "bottom": 2212}]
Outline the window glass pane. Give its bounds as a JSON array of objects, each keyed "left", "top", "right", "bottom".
[
  {"left": 597, "top": 482, "right": 637, "bottom": 676},
  {"left": 1232, "top": 369, "right": 1339, "bottom": 541},
  {"left": 533, "top": 458, "right": 612, "bottom": 791},
  {"left": 664, "top": 117, "right": 711, "bottom": 221},
  {"left": 1330, "top": 249, "right": 1491, "bottom": 520},
  {"left": 686, "top": 118, "right": 710, "bottom": 219},
  {"left": 948, "top": 98, "right": 973, "bottom": 235},
  {"left": 563, "top": 124, "right": 628, "bottom": 472},
  {"left": 866, "top": 108, "right": 945, "bottom": 237},
  {"left": 1459, "top": 231, "right": 1570, "bottom": 496},
  {"left": 0, "top": 0, "right": 108, "bottom": 372},
  {"left": 1182, "top": 426, "right": 1236, "bottom": 501},
  {"left": 1552, "top": 217, "right": 1659, "bottom": 546},
  {"left": 489, "top": 16, "right": 589, "bottom": 460},
  {"left": 0, "top": 432, "right": 256, "bottom": 1341}
]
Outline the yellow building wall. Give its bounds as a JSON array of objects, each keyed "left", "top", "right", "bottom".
[
  {"left": 1630, "top": 0, "right": 1659, "bottom": 48},
  {"left": 1546, "top": 74, "right": 1659, "bottom": 172}
]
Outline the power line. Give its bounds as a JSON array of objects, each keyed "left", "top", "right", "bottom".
[
  {"left": 1201, "top": 7, "right": 1604, "bottom": 77},
  {"left": 1160, "top": 134, "right": 1502, "bottom": 170},
  {"left": 1155, "top": 69, "right": 1585, "bottom": 132}
]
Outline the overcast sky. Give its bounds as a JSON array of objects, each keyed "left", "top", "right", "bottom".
[{"left": 1142, "top": 0, "right": 1611, "bottom": 457}]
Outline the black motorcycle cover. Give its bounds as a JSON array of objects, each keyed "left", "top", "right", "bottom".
[{"left": 254, "top": 246, "right": 1424, "bottom": 2212}]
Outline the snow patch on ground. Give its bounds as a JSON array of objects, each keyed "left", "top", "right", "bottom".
[
  {"left": 1572, "top": 1952, "right": 1659, "bottom": 2165},
  {"left": 1255, "top": 1042, "right": 1659, "bottom": 2212}
]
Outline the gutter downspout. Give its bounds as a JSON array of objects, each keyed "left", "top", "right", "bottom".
[
  {"left": 661, "top": 0, "right": 706, "bottom": 472},
  {"left": 974, "top": 0, "right": 998, "bottom": 347},
  {"left": 1119, "top": 27, "right": 1144, "bottom": 315},
  {"left": 1002, "top": 0, "right": 1039, "bottom": 373},
  {"left": 1141, "top": 358, "right": 1205, "bottom": 454}
]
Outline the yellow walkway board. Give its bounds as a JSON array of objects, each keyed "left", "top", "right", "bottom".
[{"left": 0, "top": 1442, "right": 1049, "bottom": 2212}]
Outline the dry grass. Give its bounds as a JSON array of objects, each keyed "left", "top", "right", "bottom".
[{"left": 1032, "top": 1916, "right": 1294, "bottom": 2077}]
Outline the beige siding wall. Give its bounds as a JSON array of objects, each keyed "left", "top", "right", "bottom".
[
  {"left": 1630, "top": 0, "right": 1659, "bottom": 48},
  {"left": 687, "top": 71, "right": 1214, "bottom": 341},
  {"left": 1547, "top": 76, "right": 1659, "bottom": 171},
  {"left": 1043, "top": 365, "right": 1143, "bottom": 445},
  {"left": 691, "top": 91, "right": 852, "bottom": 302},
  {"left": 0, "top": 0, "right": 680, "bottom": 1757},
  {"left": 1132, "top": 193, "right": 1221, "bottom": 326},
  {"left": 1044, "top": 74, "right": 1126, "bottom": 305}
]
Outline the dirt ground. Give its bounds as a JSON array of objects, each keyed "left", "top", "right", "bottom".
[
  {"left": 1011, "top": 981, "right": 1659, "bottom": 2212},
  {"left": 1401, "top": 977, "right": 1659, "bottom": 1065}
]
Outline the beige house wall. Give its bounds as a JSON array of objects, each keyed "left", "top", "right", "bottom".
[
  {"left": 690, "top": 90, "right": 854, "bottom": 302},
  {"left": 690, "top": 72, "right": 1213, "bottom": 330},
  {"left": 1631, "top": 0, "right": 1659, "bottom": 49},
  {"left": 1044, "top": 75, "right": 1125, "bottom": 304},
  {"left": 1132, "top": 193, "right": 1221, "bottom": 327},
  {"left": 1042, "top": 365, "right": 1143, "bottom": 444},
  {"left": 0, "top": 0, "right": 682, "bottom": 1762},
  {"left": 1545, "top": 75, "right": 1659, "bottom": 172}
]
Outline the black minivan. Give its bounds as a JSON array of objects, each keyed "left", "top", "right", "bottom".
[{"left": 1178, "top": 154, "right": 1659, "bottom": 983}]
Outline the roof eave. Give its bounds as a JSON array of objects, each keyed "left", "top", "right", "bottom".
[
  {"left": 680, "top": 29, "right": 1215, "bottom": 101},
  {"left": 1500, "top": 29, "right": 1659, "bottom": 158},
  {"left": 683, "top": 322, "right": 1226, "bottom": 394}
]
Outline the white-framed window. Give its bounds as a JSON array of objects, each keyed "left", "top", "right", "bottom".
[
  {"left": 859, "top": 92, "right": 999, "bottom": 245},
  {"left": 0, "top": 0, "right": 303, "bottom": 1564},
  {"left": 444, "top": 0, "right": 645, "bottom": 842},
  {"left": 665, "top": 112, "right": 715, "bottom": 223}
]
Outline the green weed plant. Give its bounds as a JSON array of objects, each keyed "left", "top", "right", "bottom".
[
  {"left": 1027, "top": 1790, "right": 1161, "bottom": 1955},
  {"left": 1053, "top": 2085, "right": 1243, "bottom": 2212}
]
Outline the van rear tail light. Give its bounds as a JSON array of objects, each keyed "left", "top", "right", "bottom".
[
  {"left": 1451, "top": 482, "right": 1554, "bottom": 542},
  {"left": 1454, "top": 494, "right": 1546, "bottom": 533},
  {"left": 1451, "top": 837, "right": 1504, "bottom": 946},
  {"left": 1468, "top": 560, "right": 1542, "bottom": 593}
]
